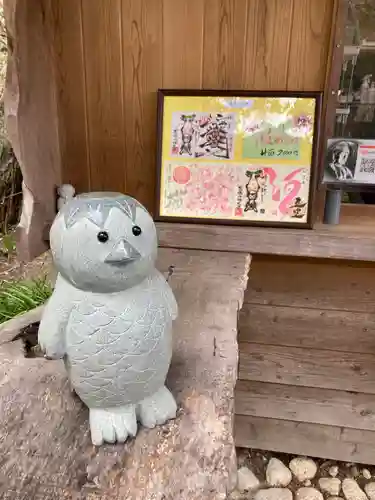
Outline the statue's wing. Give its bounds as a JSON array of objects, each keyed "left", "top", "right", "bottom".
[
  {"left": 153, "top": 270, "right": 178, "bottom": 321},
  {"left": 38, "top": 273, "right": 76, "bottom": 358}
]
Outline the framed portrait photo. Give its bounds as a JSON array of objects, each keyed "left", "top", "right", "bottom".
[
  {"left": 323, "top": 138, "right": 375, "bottom": 187},
  {"left": 155, "top": 89, "right": 323, "bottom": 228}
]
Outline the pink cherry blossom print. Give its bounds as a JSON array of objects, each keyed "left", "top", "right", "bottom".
[
  {"left": 286, "top": 114, "right": 313, "bottom": 137},
  {"left": 183, "top": 165, "right": 236, "bottom": 216}
]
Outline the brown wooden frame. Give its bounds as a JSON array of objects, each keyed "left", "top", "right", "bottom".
[
  {"left": 319, "top": 0, "right": 348, "bottom": 180},
  {"left": 318, "top": 3, "right": 375, "bottom": 192},
  {"left": 314, "top": 0, "right": 351, "bottom": 220},
  {"left": 321, "top": 2, "right": 375, "bottom": 197},
  {"left": 155, "top": 89, "right": 323, "bottom": 229}
]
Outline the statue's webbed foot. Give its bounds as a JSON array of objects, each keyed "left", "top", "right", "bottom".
[
  {"left": 136, "top": 386, "right": 177, "bottom": 429},
  {"left": 89, "top": 404, "right": 137, "bottom": 446}
]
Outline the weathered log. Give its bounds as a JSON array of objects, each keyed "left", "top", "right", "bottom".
[
  {"left": 0, "top": 303, "right": 44, "bottom": 343},
  {"left": 0, "top": 248, "right": 250, "bottom": 500},
  {"left": 3, "top": 0, "right": 61, "bottom": 261}
]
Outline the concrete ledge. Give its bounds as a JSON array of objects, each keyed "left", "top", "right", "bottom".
[{"left": 0, "top": 248, "right": 250, "bottom": 500}]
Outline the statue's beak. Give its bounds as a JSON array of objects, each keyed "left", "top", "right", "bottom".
[{"left": 105, "top": 240, "right": 141, "bottom": 265}]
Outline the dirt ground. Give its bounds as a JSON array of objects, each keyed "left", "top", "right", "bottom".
[{"left": 0, "top": 250, "right": 53, "bottom": 282}]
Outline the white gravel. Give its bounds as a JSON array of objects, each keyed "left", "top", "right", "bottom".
[
  {"left": 266, "top": 458, "right": 292, "bottom": 487},
  {"left": 318, "top": 478, "right": 341, "bottom": 496},
  {"left": 296, "top": 487, "right": 323, "bottom": 500},
  {"left": 365, "top": 482, "right": 375, "bottom": 500},
  {"left": 234, "top": 451, "right": 375, "bottom": 500},
  {"left": 237, "top": 466, "right": 260, "bottom": 493},
  {"left": 254, "top": 488, "right": 293, "bottom": 500},
  {"left": 342, "top": 478, "right": 368, "bottom": 500},
  {"left": 290, "top": 458, "right": 318, "bottom": 482}
]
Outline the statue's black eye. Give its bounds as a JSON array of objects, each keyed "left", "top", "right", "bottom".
[
  {"left": 97, "top": 231, "right": 109, "bottom": 243},
  {"left": 132, "top": 225, "right": 142, "bottom": 236}
]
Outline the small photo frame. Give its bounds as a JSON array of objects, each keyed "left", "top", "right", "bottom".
[
  {"left": 155, "top": 90, "right": 323, "bottom": 228},
  {"left": 323, "top": 138, "right": 375, "bottom": 186}
]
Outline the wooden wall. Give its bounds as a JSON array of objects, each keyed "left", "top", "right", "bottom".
[
  {"left": 235, "top": 255, "right": 375, "bottom": 463},
  {"left": 49, "top": 0, "right": 336, "bottom": 213}
]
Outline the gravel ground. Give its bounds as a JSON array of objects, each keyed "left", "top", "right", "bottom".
[{"left": 232, "top": 448, "right": 375, "bottom": 500}]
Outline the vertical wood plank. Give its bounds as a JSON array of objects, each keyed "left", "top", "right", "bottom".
[
  {"left": 121, "top": 0, "right": 163, "bottom": 212},
  {"left": 202, "top": 0, "right": 248, "bottom": 89},
  {"left": 162, "top": 0, "right": 204, "bottom": 88},
  {"left": 81, "top": 0, "right": 125, "bottom": 192},
  {"left": 287, "top": 0, "right": 334, "bottom": 90},
  {"left": 47, "top": 0, "right": 336, "bottom": 212},
  {"left": 244, "top": 0, "right": 294, "bottom": 90},
  {"left": 50, "top": 0, "right": 90, "bottom": 192}
]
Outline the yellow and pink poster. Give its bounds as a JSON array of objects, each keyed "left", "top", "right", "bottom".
[{"left": 156, "top": 91, "right": 321, "bottom": 227}]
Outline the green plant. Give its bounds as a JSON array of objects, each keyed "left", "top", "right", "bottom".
[
  {"left": 0, "top": 6, "right": 22, "bottom": 235},
  {"left": 0, "top": 276, "right": 53, "bottom": 324},
  {"left": 0, "top": 145, "right": 22, "bottom": 234},
  {"left": 0, "top": 231, "right": 16, "bottom": 258}
]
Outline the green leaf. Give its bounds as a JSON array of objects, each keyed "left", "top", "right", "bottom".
[
  {"left": 1, "top": 233, "right": 16, "bottom": 255},
  {"left": 0, "top": 276, "right": 53, "bottom": 324}
]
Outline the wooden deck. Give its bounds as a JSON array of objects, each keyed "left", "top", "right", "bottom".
[
  {"left": 234, "top": 255, "right": 375, "bottom": 464},
  {"left": 158, "top": 219, "right": 375, "bottom": 463}
]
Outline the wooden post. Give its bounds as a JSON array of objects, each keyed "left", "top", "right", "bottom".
[{"left": 3, "top": 0, "right": 61, "bottom": 261}]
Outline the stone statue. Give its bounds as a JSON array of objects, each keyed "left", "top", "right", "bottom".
[
  {"left": 38, "top": 192, "right": 178, "bottom": 446},
  {"left": 57, "top": 184, "right": 76, "bottom": 211}
]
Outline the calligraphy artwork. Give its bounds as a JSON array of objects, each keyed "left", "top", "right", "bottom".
[
  {"left": 170, "top": 112, "right": 235, "bottom": 159},
  {"left": 160, "top": 163, "right": 310, "bottom": 223},
  {"left": 156, "top": 90, "right": 322, "bottom": 228},
  {"left": 243, "top": 120, "right": 301, "bottom": 160},
  {"left": 355, "top": 142, "right": 375, "bottom": 183}
]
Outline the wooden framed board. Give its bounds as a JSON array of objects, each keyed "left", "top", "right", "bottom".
[{"left": 155, "top": 89, "right": 323, "bottom": 229}]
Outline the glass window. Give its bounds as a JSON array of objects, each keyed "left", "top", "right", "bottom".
[{"left": 335, "top": 0, "right": 375, "bottom": 204}]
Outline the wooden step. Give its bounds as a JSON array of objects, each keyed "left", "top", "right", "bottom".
[
  {"left": 235, "top": 414, "right": 375, "bottom": 464},
  {"left": 235, "top": 380, "right": 375, "bottom": 431}
]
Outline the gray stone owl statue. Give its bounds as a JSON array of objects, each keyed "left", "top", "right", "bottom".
[{"left": 38, "top": 191, "right": 178, "bottom": 446}]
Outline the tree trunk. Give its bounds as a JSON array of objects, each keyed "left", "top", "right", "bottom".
[{"left": 3, "top": 0, "right": 61, "bottom": 261}]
